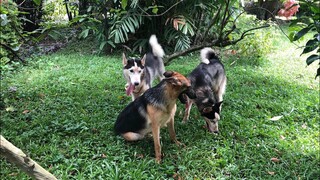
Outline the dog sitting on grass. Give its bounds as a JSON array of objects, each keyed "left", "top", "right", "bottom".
[{"left": 114, "top": 71, "right": 196, "bottom": 163}]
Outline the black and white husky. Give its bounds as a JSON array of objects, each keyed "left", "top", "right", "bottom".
[
  {"left": 180, "top": 47, "right": 227, "bottom": 133},
  {"left": 122, "top": 35, "right": 165, "bottom": 101}
]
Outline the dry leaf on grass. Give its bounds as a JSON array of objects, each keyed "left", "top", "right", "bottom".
[
  {"left": 270, "top": 115, "right": 283, "bottom": 121},
  {"left": 268, "top": 171, "right": 275, "bottom": 175},
  {"left": 271, "top": 157, "right": 280, "bottom": 162}
]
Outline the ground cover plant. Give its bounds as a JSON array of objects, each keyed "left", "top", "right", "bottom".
[{"left": 0, "top": 25, "right": 319, "bottom": 179}]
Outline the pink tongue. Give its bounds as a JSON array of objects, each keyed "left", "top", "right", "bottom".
[{"left": 126, "top": 83, "right": 135, "bottom": 96}]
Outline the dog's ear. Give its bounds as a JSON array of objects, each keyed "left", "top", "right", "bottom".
[
  {"left": 213, "top": 101, "right": 223, "bottom": 113},
  {"left": 141, "top": 54, "right": 146, "bottom": 66},
  {"left": 184, "top": 87, "right": 196, "bottom": 99},
  {"left": 163, "top": 71, "right": 174, "bottom": 78},
  {"left": 122, "top": 53, "right": 127, "bottom": 66}
]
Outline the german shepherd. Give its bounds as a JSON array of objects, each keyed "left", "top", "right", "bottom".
[
  {"left": 122, "top": 35, "right": 165, "bottom": 101},
  {"left": 114, "top": 71, "right": 196, "bottom": 163},
  {"left": 181, "top": 47, "right": 226, "bottom": 133}
]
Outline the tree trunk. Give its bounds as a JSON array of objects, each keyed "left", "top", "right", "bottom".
[{"left": 0, "top": 135, "right": 57, "bottom": 180}]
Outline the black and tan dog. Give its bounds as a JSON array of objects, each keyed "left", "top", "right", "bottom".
[
  {"left": 181, "top": 47, "right": 226, "bottom": 133},
  {"left": 114, "top": 71, "right": 196, "bottom": 163}
]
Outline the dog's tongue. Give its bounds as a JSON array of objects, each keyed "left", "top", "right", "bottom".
[{"left": 126, "top": 83, "right": 135, "bottom": 96}]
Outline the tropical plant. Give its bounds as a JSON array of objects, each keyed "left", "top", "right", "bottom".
[
  {"left": 0, "top": 0, "right": 24, "bottom": 72},
  {"left": 288, "top": 0, "right": 320, "bottom": 78},
  {"left": 71, "top": 0, "right": 270, "bottom": 62}
]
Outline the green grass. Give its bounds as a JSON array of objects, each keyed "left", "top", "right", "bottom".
[{"left": 0, "top": 26, "right": 319, "bottom": 179}]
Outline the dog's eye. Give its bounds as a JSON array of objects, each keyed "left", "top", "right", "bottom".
[
  {"left": 130, "top": 70, "right": 134, "bottom": 73},
  {"left": 138, "top": 70, "right": 141, "bottom": 73}
]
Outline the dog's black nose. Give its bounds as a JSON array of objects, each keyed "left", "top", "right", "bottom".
[
  {"left": 134, "top": 82, "right": 139, "bottom": 86},
  {"left": 213, "top": 130, "right": 219, "bottom": 134}
]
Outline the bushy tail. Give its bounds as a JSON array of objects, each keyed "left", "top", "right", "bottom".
[
  {"left": 200, "top": 47, "right": 218, "bottom": 64},
  {"left": 149, "top": 35, "right": 165, "bottom": 58}
]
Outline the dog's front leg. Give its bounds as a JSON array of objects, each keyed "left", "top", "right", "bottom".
[
  {"left": 151, "top": 122, "right": 161, "bottom": 163},
  {"left": 183, "top": 97, "right": 192, "bottom": 122},
  {"left": 168, "top": 117, "right": 183, "bottom": 146}
]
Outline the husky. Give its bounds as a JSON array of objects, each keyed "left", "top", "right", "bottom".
[
  {"left": 122, "top": 35, "right": 165, "bottom": 101},
  {"left": 114, "top": 71, "right": 196, "bottom": 163},
  {"left": 181, "top": 47, "right": 227, "bottom": 133}
]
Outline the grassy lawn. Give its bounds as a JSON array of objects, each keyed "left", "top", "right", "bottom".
[{"left": 0, "top": 26, "right": 319, "bottom": 179}]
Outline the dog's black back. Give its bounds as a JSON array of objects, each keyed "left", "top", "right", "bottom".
[{"left": 114, "top": 81, "right": 166, "bottom": 135}]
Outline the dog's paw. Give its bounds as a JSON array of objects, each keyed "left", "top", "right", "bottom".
[
  {"left": 174, "top": 140, "right": 186, "bottom": 147},
  {"left": 155, "top": 156, "right": 162, "bottom": 164}
]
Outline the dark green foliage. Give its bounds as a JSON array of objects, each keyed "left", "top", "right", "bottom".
[
  {"left": 0, "top": 0, "right": 23, "bottom": 72},
  {"left": 288, "top": 0, "right": 320, "bottom": 78}
]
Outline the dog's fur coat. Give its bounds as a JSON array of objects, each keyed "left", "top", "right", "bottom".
[
  {"left": 182, "top": 47, "right": 226, "bottom": 133},
  {"left": 114, "top": 71, "right": 196, "bottom": 163},
  {"left": 122, "top": 35, "right": 165, "bottom": 101}
]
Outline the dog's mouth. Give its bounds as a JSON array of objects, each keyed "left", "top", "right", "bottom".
[
  {"left": 126, "top": 83, "right": 135, "bottom": 96},
  {"left": 204, "top": 118, "right": 218, "bottom": 133},
  {"left": 205, "top": 120, "right": 214, "bottom": 133}
]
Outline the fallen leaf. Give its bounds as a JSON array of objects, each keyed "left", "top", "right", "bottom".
[
  {"left": 101, "top": 154, "right": 107, "bottom": 158},
  {"left": 6, "top": 106, "right": 15, "bottom": 112},
  {"left": 268, "top": 171, "right": 275, "bottom": 175},
  {"left": 302, "top": 123, "right": 307, "bottom": 129},
  {"left": 172, "top": 172, "right": 182, "bottom": 180},
  {"left": 271, "top": 157, "right": 280, "bottom": 162},
  {"left": 135, "top": 154, "right": 144, "bottom": 159},
  {"left": 22, "top": 110, "right": 30, "bottom": 114},
  {"left": 280, "top": 135, "right": 286, "bottom": 140},
  {"left": 270, "top": 115, "right": 283, "bottom": 121}
]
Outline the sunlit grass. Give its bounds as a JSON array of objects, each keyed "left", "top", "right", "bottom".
[{"left": 0, "top": 25, "right": 319, "bottom": 179}]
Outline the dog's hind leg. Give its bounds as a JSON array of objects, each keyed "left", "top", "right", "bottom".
[
  {"left": 215, "top": 76, "right": 227, "bottom": 112},
  {"left": 122, "top": 132, "right": 144, "bottom": 141}
]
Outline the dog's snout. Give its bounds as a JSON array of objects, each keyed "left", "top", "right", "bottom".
[
  {"left": 213, "top": 130, "right": 219, "bottom": 134},
  {"left": 134, "top": 82, "right": 140, "bottom": 86}
]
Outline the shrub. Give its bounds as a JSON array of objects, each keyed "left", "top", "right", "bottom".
[{"left": 0, "top": 0, "right": 23, "bottom": 74}]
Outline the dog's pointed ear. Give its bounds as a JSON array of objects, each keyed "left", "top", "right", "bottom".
[
  {"left": 163, "top": 71, "right": 174, "bottom": 78},
  {"left": 213, "top": 101, "right": 223, "bottom": 113},
  {"left": 122, "top": 53, "right": 127, "bottom": 66},
  {"left": 141, "top": 54, "right": 146, "bottom": 66}
]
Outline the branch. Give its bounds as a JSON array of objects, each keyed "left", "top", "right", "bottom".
[
  {"left": 138, "top": 0, "right": 183, "bottom": 17},
  {"left": 0, "top": 135, "right": 57, "bottom": 180},
  {"left": 164, "top": 42, "right": 217, "bottom": 65},
  {"left": 229, "top": 24, "right": 270, "bottom": 45},
  {"left": 164, "top": 24, "right": 270, "bottom": 65},
  {"left": 0, "top": 43, "right": 25, "bottom": 63}
]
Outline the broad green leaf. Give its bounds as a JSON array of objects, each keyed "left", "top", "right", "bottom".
[
  {"left": 293, "top": 26, "right": 311, "bottom": 41},
  {"left": 33, "top": 0, "right": 41, "bottom": 6},
  {"left": 79, "top": 29, "right": 90, "bottom": 39},
  {"left": 107, "top": 41, "right": 116, "bottom": 48},
  {"left": 306, "top": 54, "right": 320, "bottom": 65},
  {"left": 152, "top": 7, "right": 158, "bottom": 14},
  {"left": 301, "top": 39, "right": 319, "bottom": 55},
  {"left": 121, "top": 0, "right": 128, "bottom": 10},
  {"left": 99, "top": 41, "right": 107, "bottom": 51}
]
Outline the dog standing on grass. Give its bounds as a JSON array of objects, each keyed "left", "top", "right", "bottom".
[
  {"left": 122, "top": 35, "right": 165, "bottom": 101},
  {"left": 181, "top": 47, "right": 226, "bottom": 133},
  {"left": 114, "top": 71, "right": 196, "bottom": 163}
]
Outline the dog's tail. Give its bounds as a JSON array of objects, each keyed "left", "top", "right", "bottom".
[
  {"left": 149, "top": 35, "right": 165, "bottom": 58},
  {"left": 200, "top": 47, "right": 219, "bottom": 64}
]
